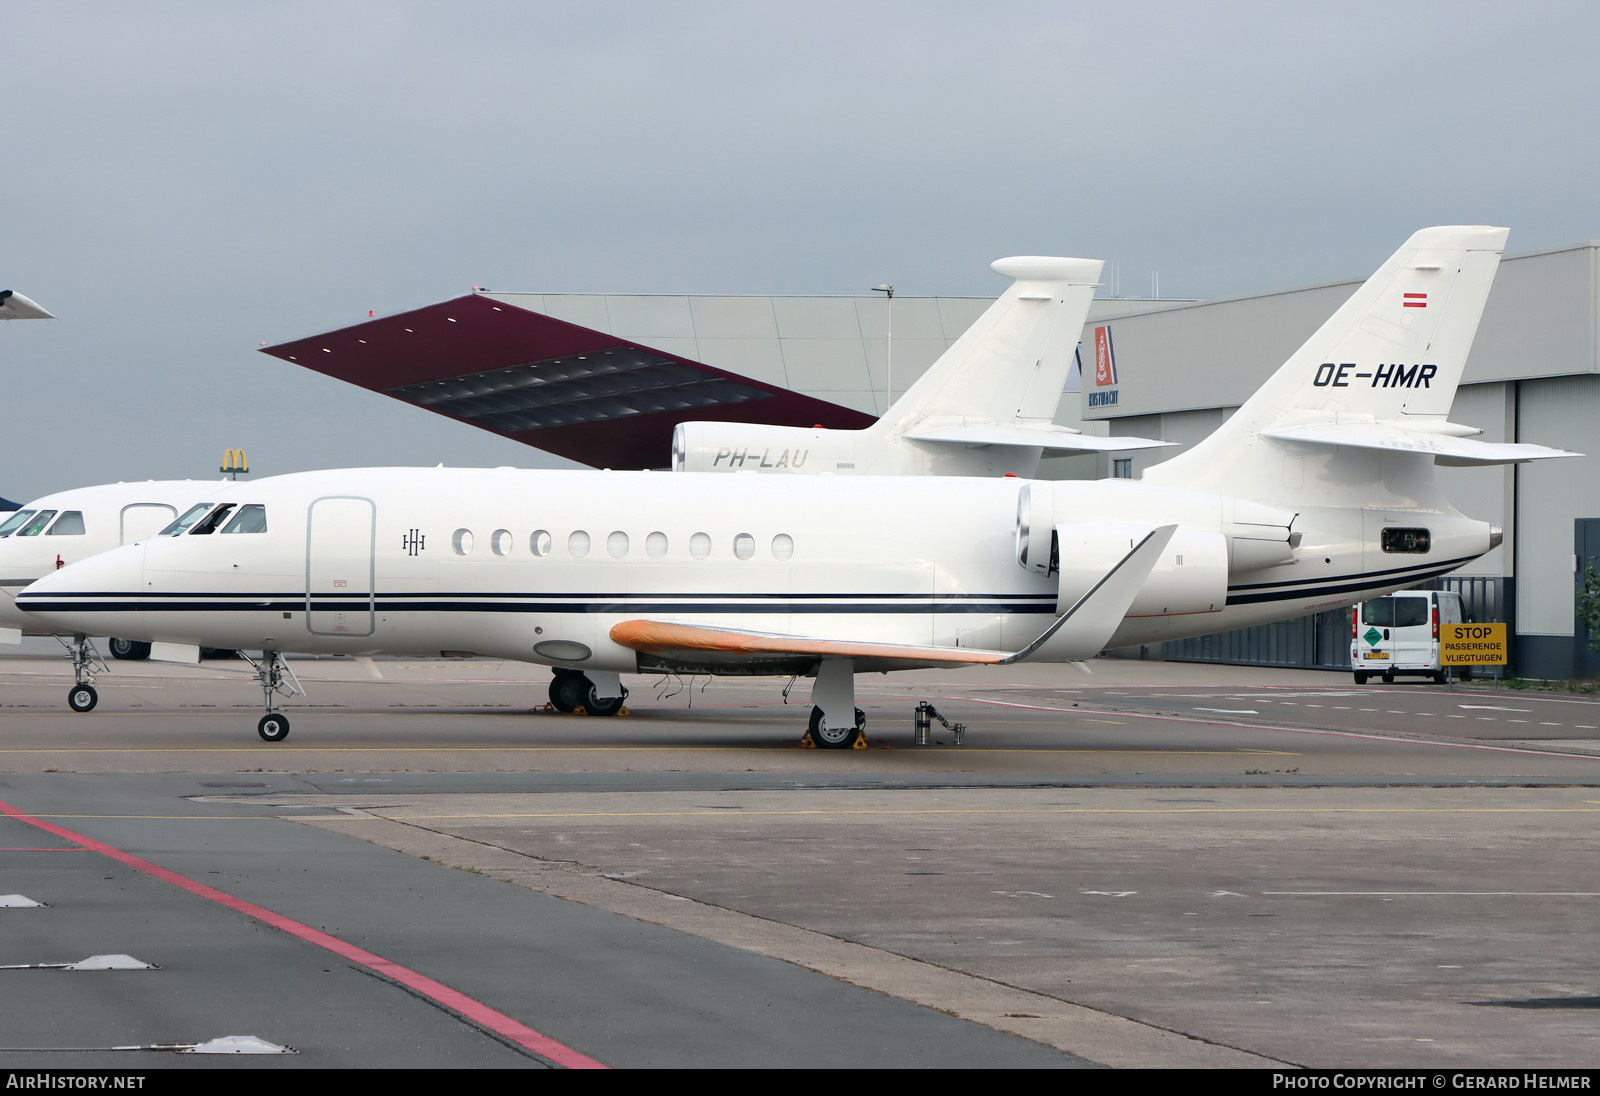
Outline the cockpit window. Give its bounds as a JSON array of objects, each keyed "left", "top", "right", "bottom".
[
  {"left": 45, "top": 511, "right": 86, "bottom": 536},
  {"left": 160, "top": 504, "right": 215, "bottom": 536},
  {"left": 0, "top": 510, "right": 37, "bottom": 537},
  {"left": 219, "top": 504, "right": 267, "bottom": 534},
  {"left": 189, "top": 503, "right": 237, "bottom": 535},
  {"left": 16, "top": 510, "right": 58, "bottom": 537}
]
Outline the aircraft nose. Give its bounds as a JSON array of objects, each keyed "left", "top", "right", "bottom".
[{"left": 14, "top": 543, "right": 145, "bottom": 635}]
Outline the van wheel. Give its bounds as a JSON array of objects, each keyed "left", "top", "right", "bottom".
[
  {"left": 1382, "top": 670, "right": 1395, "bottom": 684},
  {"left": 1353, "top": 672, "right": 1368, "bottom": 684},
  {"left": 1432, "top": 670, "right": 1447, "bottom": 684}
]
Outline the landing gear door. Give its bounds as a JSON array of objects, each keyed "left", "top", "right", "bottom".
[{"left": 307, "top": 496, "right": 375, "bottom": 637}]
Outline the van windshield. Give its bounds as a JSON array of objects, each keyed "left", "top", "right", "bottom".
[{"left": 1362, "top": 596, "right": 1428, "bottom": 629}]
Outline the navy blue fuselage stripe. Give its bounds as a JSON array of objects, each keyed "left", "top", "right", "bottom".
[
  {"left": 1225, "top": 554, "right": 1478, "bottom": 593},
  {"left": 1224, "top": 566, "right": 1459, "bottom": 606},
  {"left": 20, "top": 590, "right": 1052, "bottom": 602},
  {"left": 17, "top": 597, "right": 1060, "bottom": 615}
]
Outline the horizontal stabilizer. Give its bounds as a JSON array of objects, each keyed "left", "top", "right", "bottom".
[
  {"left": 902, "top": 423, "right": 1173, "bottom": 453},
  {"left": 0, "top": 291, "right": 53, "bottom": 320},
  {"left": 1261, "top": 422, "right": 1580, "bottom": 466}
]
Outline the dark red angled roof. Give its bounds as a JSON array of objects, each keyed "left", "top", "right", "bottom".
[{"left": 259, "top": 293, "right": 874, "bottom": 468}]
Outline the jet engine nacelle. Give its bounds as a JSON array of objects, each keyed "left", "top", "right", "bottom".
[
  {"left": 674, "top": 422, "right": 855, "bottom": 474},
  {"left": 1016, "top": 482, "right": 1297, "bottom": 581},
  {"left": 1050, "top": 522, "right": 1229, "bottom": 619}
]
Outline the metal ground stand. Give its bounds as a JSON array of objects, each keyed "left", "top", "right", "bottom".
[{"left": 914, "top": 701, "right": 966, "bottom": 746}]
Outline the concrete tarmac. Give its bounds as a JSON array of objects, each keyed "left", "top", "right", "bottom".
[{"left": 2, "top": 650, "right": 1598, "bottom": 1068}]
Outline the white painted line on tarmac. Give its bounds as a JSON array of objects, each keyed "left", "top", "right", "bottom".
[{"left": 950, "top": 696, "right": 1600, "bottom": 760}]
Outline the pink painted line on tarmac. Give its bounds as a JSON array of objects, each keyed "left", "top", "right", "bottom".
[{"left": 0, "top": 798, "right": 606, "bottom": 1069}]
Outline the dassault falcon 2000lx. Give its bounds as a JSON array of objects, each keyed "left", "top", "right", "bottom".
[{"left": 19, "top": 228, "right": 1576, "bottom": 746}]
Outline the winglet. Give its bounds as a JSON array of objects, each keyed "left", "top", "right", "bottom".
[{"left": 1005, "top": 524, "right": 1177, "bottom": 663}]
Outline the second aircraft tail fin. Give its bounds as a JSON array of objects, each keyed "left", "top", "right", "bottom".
[{"left": 873, "top": 256, "right": 1104, "bottom": 437}]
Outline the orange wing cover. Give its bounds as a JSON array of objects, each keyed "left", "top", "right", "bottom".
[{"left": 609, "top": 620, "right": 1008, "bottom": 665}]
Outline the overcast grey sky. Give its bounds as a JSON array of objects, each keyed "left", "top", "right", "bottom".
[{"left": 7, "top": 1, "right": 1599, "bottom": 499}]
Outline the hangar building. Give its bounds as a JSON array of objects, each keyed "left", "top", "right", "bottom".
[{"left": 264, "top": 242, "right": 1600, "bottom": 679}]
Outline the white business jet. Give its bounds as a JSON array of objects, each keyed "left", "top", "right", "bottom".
[
  {"left": 0, "top": 481, "right": 228, "bottom": 710},
  {"left": 0, "top": 254, "right": 1137, "bottom": 714},
  {"left": 672, "top": 256, "right": 1169, "bottom": 477},
  {"left": 19, "top": 228, "right": 1574, "bottom": 746}
]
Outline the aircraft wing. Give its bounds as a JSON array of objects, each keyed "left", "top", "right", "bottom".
[
  {"left": 610, "top": 525, "right": 1177, "bottom": 674},
  {"left": 609, "top": 619, "right": 1011, "bottom": 674},
  {"left": 902, "top": 423, "right": 1174, "bottom": 453},
  {"left": 1262, "top": 422, "right": 1580, "bottom": 466}
]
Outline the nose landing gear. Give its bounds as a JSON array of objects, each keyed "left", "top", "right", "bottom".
[
  {"left": 57, "top": 633, "right": 106, "bottom": 713},
  {"left": 240, "top": 650, "right": 304, "bottom": 742}
]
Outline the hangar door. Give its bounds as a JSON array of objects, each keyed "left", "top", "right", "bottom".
[{"left": 306, "top": 496, "right": 375, "bottom": 637}]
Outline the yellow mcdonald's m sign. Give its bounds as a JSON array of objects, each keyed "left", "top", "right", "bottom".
[{"left": 220, "top": 448, "right": 249, "bottom": 476}]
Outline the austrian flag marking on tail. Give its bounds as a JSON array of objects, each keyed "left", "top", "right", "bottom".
[{"left": 1403, "top": 293, "right": 1427, "bottom": 308}]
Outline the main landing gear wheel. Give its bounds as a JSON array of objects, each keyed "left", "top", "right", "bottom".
[
  {"left": 68, "top": 684, "right": 98, "bottom": 713},
  {"left": 583, "top": 682, "right": 627, "bottom": 717},
  {"left": 808, "top": 705, "right": 866, "bottom": 749},
  {"left": 548, "top": 670, "right": 587, "bottom": 713},
  {"left": 109, "top": 638, "right": 151, "bottom": 661},
  {"left": 258, "top": 714, "right": 290, "bottom": 742}
]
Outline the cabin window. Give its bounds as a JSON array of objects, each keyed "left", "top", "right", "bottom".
[
  {"left": 771, "top": 533, "right": 794, "bottom": 561},
  {"left": 491, "top": 529, "right": 513, "bottom": 556},
  {"left": 0, "top": 510, "right": 37, "bottom": 537},
  {"left": 160, "top": 504, "right": 213, "bottom": 536},
  {"left": 689, "top": 532, "right": 711, "bottom": 560},
  {"left": 452, "top": 529, "right": 474, "bottom": 555},
  {"left": 530, "top": 529, "right": 552, "bottom": 557},
  {"left": 733, "top": 533, "right": 755, "bottom": 561},
  {"left": 568, "top": 530, "right": 591, "bottom": 558},
  {"left": 220, "top": 504, "right": 267, "bottom": 534},
  {"left": 607, "top": 531, "right": 629, "bottom": 558},
  {"left": 46, "top": 511, "right": 86, "bottom": 536},
  {"left": 189, "top": 504, "right": 237, "bottom": 535},
  {"left": 16, "top": 510, "right": 57, "bottom": 537},
  {"left": 1381, "top": 527, "right": 1430, "bottom": 554},
  {"left": 646, "top": 531, "right": 668, "bottom": 558}
]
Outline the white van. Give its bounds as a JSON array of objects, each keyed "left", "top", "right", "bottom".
[{"left": 1351, "top": 589, "right": 1465, "bottom": 684}]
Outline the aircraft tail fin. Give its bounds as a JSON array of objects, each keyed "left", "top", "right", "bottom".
[
  {"left": 1144, "top": 226, "right": 1510, "bottom": 505},
  {"left": 873, "top": 256, "right": 1104, "bottom": 436}
]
